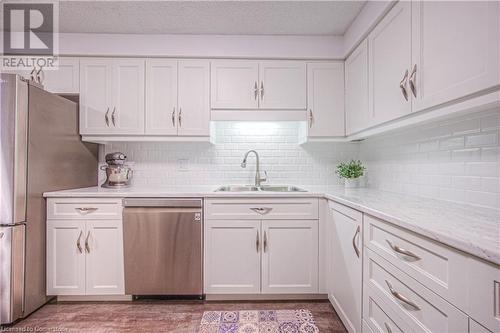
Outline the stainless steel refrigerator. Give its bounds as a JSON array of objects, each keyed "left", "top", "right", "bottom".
[{"left": 0, "top": 74, "right": 98, "bottom": 324}]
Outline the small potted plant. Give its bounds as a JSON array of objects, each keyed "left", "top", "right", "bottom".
[{"left": 335, "top": 160, "right": 365, "bottom": 188}]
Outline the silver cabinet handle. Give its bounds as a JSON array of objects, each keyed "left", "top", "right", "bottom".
[
  {"left": 30, "top": 67, "right": 36, "bottom": 82},
  {"left": 171, "top": 107, "right": 176, "bottom": 127},
  {"left": 85, "top": 231, "right": 91, "bottom": 253},
  {"left": 76, "top": 230, "right": 83, "bottom": 253},
  {"left": 384, "top": 322, "right": 393, "bottom": 333},
  {"left": 36, "top": 68, "right": 43, "bottom": 84},
  {"left": 250, "top": 207, "right": 272, "bottom": 215},
  {"left": 263, "top": 230, "right": 268, "bottom": 253},
  {"left": 104, "top": 107, "right": 110, "bottom": 127},
  {"left": 178, "top": 108, "right": 182, "bottom": 127},
  {"left": 254, "top": 81, "right": 258, "bottom": 100},
  {"left": 111, "top": 107, "right": 116, "bottom": 127},
  {"left": 386, "top": 240, "right": 421, "bottom": 260},
  {"left": 409, "top": 64, "right": 417, "bottom": 98},
  {"left": 352, "top": 225, "right": 360, "bottom": 258},
  {"left": 75, "top": 207, "right": 98, "bottom": 215},
  {"left": 309, "top": 109, "right": 314, "bottom": 128},
  {"left": 256, "top": 230, "right": 260, "bottom": 253},
  {"left": 399, "top": 69, "right": 409, "bottom": 101},
  {"left": 385, "top": 280, "right": 421, "bottom": 310},
  {"left": 260, "top": 81, "right": 264, "bottom": 99}
]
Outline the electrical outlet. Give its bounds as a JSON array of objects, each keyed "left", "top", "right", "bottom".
[{"left": 177, "top": 158, "right": 189, "bottom": 171}]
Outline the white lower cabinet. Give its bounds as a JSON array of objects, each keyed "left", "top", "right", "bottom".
[
  {"left": 84, "top": 220, "right": 124, "bottom": 295},
  {"left": 204, "top": 198, "right": 319, "bottom": 295},
  {"left": 328, "top": 201, "right": 362, "bottom": 333},
  {"left": 364, "top": 248, "right": 469, "bottom": 333},
  {"left": 46, "top": 220, "right": 86, "bottom": 295},
  {"left": 46, "top": 198, "right": 124, "bottom": 296},
  {"left": 261, "top": 219, "right": 318, "bottom": 294},
  {"left": 204, "top": 220, "right": 261, "bottom": 294}
]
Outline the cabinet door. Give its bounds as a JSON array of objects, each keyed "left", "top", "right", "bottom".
[
  {"left": 307, "top": 62, "right": 345, "bottom": 137},
  {"left": 79, "top": 58, "right": 114, "bottom": 135},
  {"left": 46, "top": 220, "right": 85, "bottom": 295},
  {"left": 204, "top": 220, "right": 261, "bottom": 294},
  {"left": 85, "top": 220, "right": 124, "bottom": 295},
  {"left": 261, "top": 220, "right": 318, "bottom": 294},
  {"left": 411, "top": 1, "right": 500, "bottom": 112},
  {"left": 112, "top": 59, "right": 145, "bottom": 134},
  {"left": 210, "top": 60, "right": 259, "bottom": 109},
  {"left": 145, "top": 59, "right": 178, "bottom": 135},
  {"left": 345, "top": 40, "right": 370, "bottom": 135},
  {"left": 329, "top": 202, "right": 362, "bottom": 333},
  {"left": 368, "top": 1, "right": 412, "bottom": 127},
  {"left": 178, "top": 60, "right": 210, "bottom": 136},
  {"left": 43, "top": 57, "right": 79, "bottom": 94},
  {"left": 259, "top": 61, "right": 306, "bottom": 109}
]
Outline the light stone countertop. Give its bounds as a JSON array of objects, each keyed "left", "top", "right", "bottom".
[{"left": 44, "top": 185, "right": 500, "bottom": 266}]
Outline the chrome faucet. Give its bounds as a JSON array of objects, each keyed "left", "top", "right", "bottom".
[{"left": 241, "top": 150, "right": 267, "bottom": 187}]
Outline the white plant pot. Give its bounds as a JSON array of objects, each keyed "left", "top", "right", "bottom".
[{"left": 344, "top": 178, "right": 359, "bottom": 188}]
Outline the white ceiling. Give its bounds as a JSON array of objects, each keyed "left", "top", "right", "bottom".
[{"left": 59, "top": 1, "right": 366, "bottom": 36}]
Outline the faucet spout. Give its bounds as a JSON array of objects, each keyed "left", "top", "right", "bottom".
[{"left": 241, "top": 150, "right": 267, "bottom": 187}]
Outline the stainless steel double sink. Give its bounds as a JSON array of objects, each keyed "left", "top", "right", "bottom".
[{"left": 215, "top": 185, "right": 307, "bottom": 192}]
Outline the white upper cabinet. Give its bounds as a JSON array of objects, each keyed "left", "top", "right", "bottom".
[
  {"left": 411, "top": 1, "right": 500, "bottom": 112},
  {"left": 261, "top": 219, "right": 318, "bottom": 294},
  {"left": 211, "top": 60, "right": 306, "bottom": 110},
  {"left": 345, "top": 40, "right": 369, "bottom": 136},
  {"left": 145, "top": 59, "right": 210, "bottom": 137},
  {"left": 177, "top": 60, "right": 210, "bottom": 136},
  {"left": 43, "top": 57, "right": 80, "bottom": 94},
  {"left": 145, "top": 59, "right": 178, "bottom": 135},
  {"left": 211, "top": 60, "right": 259, "bottom": 109},
  {"left": 80, "top": 58, "right": 145, "bottom": 135},
  {"left": 306, "top": 62, "right": 345, "bottom": 137},
  {"left": 368, "top": 1, "right": 412, "bottom": 127},
  {"left": 259, "top": 61, "right": 306, "bottom": 110},
  {"left": 112, "top": 59, "right": 145, "bottom": 135},
  {"left": 79, "top": 58, "right": 114, "bottom": 135}
]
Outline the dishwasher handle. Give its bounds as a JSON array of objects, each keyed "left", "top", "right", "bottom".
[{"left": 122, "top": 198, "right": 202, "bottom": 208}]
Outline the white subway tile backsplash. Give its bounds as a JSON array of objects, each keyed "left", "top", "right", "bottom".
[
  {"left": 465, "top": 132, "right": 498, "bottom": 147},
  {"left": 98, "top": 109, "right": 500, "bottom": 210},
  {"left": 100, "top": 122, "right": 358, "bottom": 187},
  {"left": 360, "top": 108, "right": 500, "bottom": 210}
]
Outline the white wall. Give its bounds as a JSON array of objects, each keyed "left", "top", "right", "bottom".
[
  {"left": 59, "top": 33, "right": 344, "bottom": 59},
  {"left": 360, "top": 108, "right": 500, "bottom": 210},
  {"left": 99, "top": 122, "right": 359, "bottom": 187}
]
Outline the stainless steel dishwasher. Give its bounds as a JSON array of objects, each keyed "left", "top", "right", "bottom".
[{"left": 122, "top": 198, "right": 203, "bottom": 297}]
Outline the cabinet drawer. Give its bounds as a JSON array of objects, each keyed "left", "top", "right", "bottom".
[
  {"left": 205, "top": 198, "right": 318, "bottom": 220},
  {"left": 364, "top": 248, "right": 468, "bottom": 333},
  {"left": 363, "top": 285, "right": 413, "bottom": 333},
  {"left": 47, "top": 198, "right": 122, "bottom": 219},
  {"left": 364, "top": 215, "right": 468, "bottom": 308},
  {"left": 468, "top": 259, "right": 500, "bottom": 333}
]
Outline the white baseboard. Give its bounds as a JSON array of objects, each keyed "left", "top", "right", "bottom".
[
  {"left": 56, "top": 295, "right": 133, "bottom": 302},
  {"left": 205, "top": 294, "right": 328, "bottom": 301}
]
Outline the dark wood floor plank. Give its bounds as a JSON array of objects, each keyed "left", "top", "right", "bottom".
[{"left": 12, "top": 300, "right": 347, "bottom": 332}]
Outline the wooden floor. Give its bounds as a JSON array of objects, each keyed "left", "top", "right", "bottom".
[{"left": 11, "top": 299, "right": 347, "bottom": 332}]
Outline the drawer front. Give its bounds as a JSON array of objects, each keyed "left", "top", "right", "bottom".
[
  {"left": 363, "top": 285, "right": 413, "bottom": 333},
  {"left": 364, "top": 248, "right": 468, "bottom": 333},
  {"left": 364, "top": 215, "right": 468, "bottom": 308},
  {"left": 470, "top": 319, "right": 495, "bottom": 333},
  {"left": 47, "top": 198, "right": 122, "bottom": 219},
  {"left": 205, "top": 198, "right": 318, "bottom": 220},
  {"left": 469, "top": 259, "right": 500, "bottom": 333}
]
